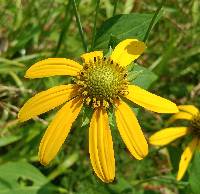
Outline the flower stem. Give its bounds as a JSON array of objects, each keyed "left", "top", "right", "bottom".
[
  {"left": 112, "top": 0, "right": 119, "bottom": 16},
  {"left": 143, "top": 0, "right": 166, "bottom": 43},
  {"left": 91, "top": 0, "right": 101, "bottom": 51},
  {"left": 72, "top": 0, "right": 88, "bottom": 52}
]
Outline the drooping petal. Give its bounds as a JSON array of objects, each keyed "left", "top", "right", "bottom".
[
  {"left": 39, "top": 97, "right": 83, "bottom": 165},
  {"left": 126, "top": 85, "right": 178, "bottom": 113},
  {"left": 81, "top": 51, "right": 103, "bottom": 63},
  {"left": 18, "top": 84, "right": 77, "bottom": 122},
  {"left": 177, "top": 137, "right": 199, "bottom": 181},
  {"left": 178, "top": 105, "right": 199, "bottom": 116},
  {"left": 149, "top": 127, "right": 190, "bottom": 146},
  {"left": 89, "top": 108, "right": 115, "bottom": 183},
  {"left": 115, "top": 100, "right": 148, "bottom": 160},
  {"left": 168, "top": 112, "right": 193, "bottom": 124},
  {"left": 25, "top": 58, "right": 82, "bottom": 78},
  {"left": 110, "top": 39, "right": 146, "bottom": 67}
]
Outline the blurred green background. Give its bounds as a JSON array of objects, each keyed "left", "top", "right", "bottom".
[{"left": 0, "top": 0, "right": 199, "bottom": 193}]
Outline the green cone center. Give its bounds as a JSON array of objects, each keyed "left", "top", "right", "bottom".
[
  {"left": 76, "top": 57, "right": 128, "bottom": 108},
  {"left": 86, "top": 63, "right": 124, "bottom": 100},
  {"left": 191, "top": 113, "right": 200, "bottom": 135}
]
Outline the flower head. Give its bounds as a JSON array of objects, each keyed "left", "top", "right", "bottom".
[
  {"left": 149, "top": 105, "right": 200, "bottom": 181},
  {"left": 18, "top": 39, "right": 178, "bottom": 182}
]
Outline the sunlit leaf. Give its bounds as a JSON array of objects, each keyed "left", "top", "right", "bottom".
[
  {"left": 0, "top": 162, "right": 57, "bottom": 194},
  {"left": 94, "top": 13, "right": 160, "bottom": 50}
]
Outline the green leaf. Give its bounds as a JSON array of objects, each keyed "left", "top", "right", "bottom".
[
  {"left": 192, "top": 0, "right": 199, "bottom": 26},
  {"left": 128, "top": 63, "right": 158, "bottom": 89},
  {"left": 189, "top": 151, "right": 200, "bottom": 194},
  {"left": 168, "top": 145, "right": 182, "bottom": 173},
  {"left": 107, "top": 177, "right": 132, "bottom": 193},
  {"left": 0, "top": 161, "right": 57, "bottom": 194},
  {"left": 149, "top": 36, "right": 178, "bottom": 75},
  {"left": 9, "top": 25, "right": 40, "bottom": 55},
  {"left": 144, "top": 191, "right": 160, "bottom": 194},
  {"left": 0, "top": 135, "right": 22, "bottom": 147},
  {"left": 94, "top": 13, "right": 160, "bottom": 50}
]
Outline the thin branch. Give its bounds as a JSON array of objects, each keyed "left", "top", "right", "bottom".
[
  {"left": 143, "top": 0, "right": 166, "bottom": 43},
  {"left": 112, "top": 0, "right": 119, "bottom": 16},
  {"left": 91, "top": 0, "right": 100, "bottom": 50},
  {"left": 72, "top": 0, "right": 88, "bottom": 52}
]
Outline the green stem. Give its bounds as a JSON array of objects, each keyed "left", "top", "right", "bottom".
[
  {"left": 91, "top": 0, "right": 100, "bottom": 50},
  {"left": 112, "top": 0, "right": 119, "bottom": 16},
  {"left": 143, "top": 0, "right": 166, "bottom": 43},
  {"left": 54, "top": 0, "right": 73, "bottom": 55},
  {"left": 132, "top": 175, "right": 188, "bottom": 187},
  {"left": 0, "top": 57, "right": 24, "bottom": 67},
  {"left": 72, "top": 0, "right": 88, "bottom": 52}
]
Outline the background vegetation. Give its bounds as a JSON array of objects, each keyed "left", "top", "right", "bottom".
[{"left": 0, "top": 0, "right": 199, "bottom": 193}]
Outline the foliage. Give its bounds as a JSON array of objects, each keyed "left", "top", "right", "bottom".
[{"left": 0, "top": 0, "right": 199, "bottom": 194}]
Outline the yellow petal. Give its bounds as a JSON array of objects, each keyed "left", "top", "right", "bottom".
[
  {"left": 126, "top": 85, "right": 178, "bottom": 113},
  {"left": 89, "top": 108, "right": 115, "bottom": 183},
  {"left": 25, "top": 58, "right": 82, "bottom": 78},
  {"left": 178, "top": 105, "right": 199, "bottom": 116},
  {"left": 177, "top": 137, "right": 199, "bottom": 181},
  {"left": 115, "top": 100, "right": 148, "bottom": 160},
  {"left": 18, "top": 84, "right": 77, "bottom": 122},
  {"left": 110, "top": 39, "right": 146, "bottom": 67},
  {"left": 149, "top": 127, "right": 190, "bottom": 146},
  {"left": 168, "top": 112, "right": 193, "bottom": 124},
  {"left": 39, "top": 97, "right": 83, "bottom": 165},
  {"left": 81, "top": 51, "right": 103, "bottom": 63}
]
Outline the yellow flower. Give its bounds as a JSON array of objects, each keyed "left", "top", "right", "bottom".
[
  {"left": 18, "top": 39, "right": 178, "bottom": 183},
  {"left": 149, "top": 105, "right": 200, "bottom": 181}
]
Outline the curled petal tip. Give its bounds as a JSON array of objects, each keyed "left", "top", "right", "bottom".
[
  {"left": 24, "top": 73, "right": 30, "bottom": 79},
  {"left": 104, "top": 178, "right": 115, "bottom": 183},
  {"left": 39, "top": 159, "right": 49, "bottom": 166},
  {"left": 16, "top": 118, "right": 23, "bottom": 124},
  {"left": 17, "top": 111, "right": 25, "bottom": 122},
  {"left": 173, "top": 104, "right": 179, "bottom": 113}
]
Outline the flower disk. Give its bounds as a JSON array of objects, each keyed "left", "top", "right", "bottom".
[
  {"left": 76, "top": 57, "right": 128, "bottom": 108},
  {"left": 191, "top": 113, "right": 200, "bottom": 136}
]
